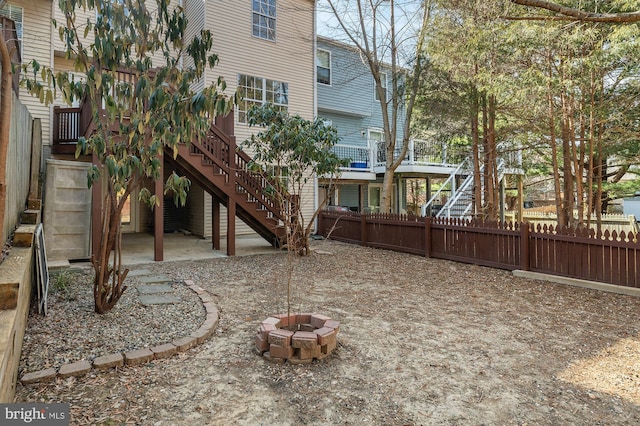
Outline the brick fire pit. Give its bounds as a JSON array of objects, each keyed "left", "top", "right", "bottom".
[{"left": 255, "top": 313, "right": 340, "bottom": 364}]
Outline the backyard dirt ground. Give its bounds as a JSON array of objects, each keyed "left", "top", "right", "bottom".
[{"left": 15, "top": 239, "right": 640, "bottom": 425}]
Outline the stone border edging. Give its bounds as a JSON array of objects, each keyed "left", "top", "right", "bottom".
[{"left": 19, "top": 279, "right": 218, "bottom": 385}]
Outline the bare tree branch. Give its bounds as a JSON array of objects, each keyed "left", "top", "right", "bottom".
[{"left": 510, "top": 0, "right": 640, "bottom": 22}]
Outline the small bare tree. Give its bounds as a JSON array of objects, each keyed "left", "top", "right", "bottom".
[{"left": 241, "top": 103, "right": 346, "bottom": 317}]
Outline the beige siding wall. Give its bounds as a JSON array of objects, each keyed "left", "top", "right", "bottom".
[
  {"left": 201, "top": 0, "right": 317, "bottom": 236},
  {"left": 205, "top": 0, "right": 316, "bottom": 130},
  {"left": 16, "top": 0, "right": 317, "bottom": 241},
  {"left": 12, "top": 0, "right": 52, "bottom": 156},
  {"left": 184, "top": 0, "right": 206, "bottom": 92}
]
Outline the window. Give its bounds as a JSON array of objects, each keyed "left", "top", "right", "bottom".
[
  {"left": 253, "top": 0, "right": 276, "bottom": 41},
  {"left": 317, "top": 49, "right": 331, "bottom": 85},
  {"left": 266, "top": 165, "right": 289, "bottom": 187},
  {"left": 368, "top": 129, "right": 384, "bottom": 142},
  {"left": 0, "top": 4, "right": 23, "bottom": 51},
  {"left": 375, "top": 72, "right": 388, "bottom": 101},
  {"left": 96, "top": 0, "right": 128, "bottom": 31},
  {"left": 237, "top": 74, "right": 288, "bottom": 123}
]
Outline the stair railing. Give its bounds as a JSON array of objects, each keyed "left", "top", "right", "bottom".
[
  {"left": 438, "top": 158, "right": 506, "bottom": 219},
  {"left": 422, "top": 158, "right": 469, "bottom": 215},
  {"left": 189, "top": 122, "right": 289, "bottom": 223}
]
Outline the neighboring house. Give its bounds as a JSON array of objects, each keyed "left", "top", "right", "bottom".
[
  {"left": 316, "top": 36, "right": 465, "bottom": 215},
  {"left": 1, "top": 0, "right": 316, "bottom": 260}
]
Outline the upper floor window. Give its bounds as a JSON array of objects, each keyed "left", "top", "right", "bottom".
[
  {"left": 0, "top": 4, "right": 23, "bottom": 51},
  {"left": 253, "top": 0, "right": 276, "bottom": 41},
  {"left": 96, "top": 0, "right": 129, "bottom": 32},
  {"left": 237, "top": 74, "right": 288, "bottom": 124},
  {"left": 317, "top": 49, "right": 331, "bottom": 85},
  {"left": 375, "top": 72, "right": 388, "bottom": 102}
]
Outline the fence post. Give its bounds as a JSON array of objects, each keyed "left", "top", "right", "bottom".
[
  {"left": 361, "top": 213, "right": 367, "bottom": 247},
  {"left": 520, "top": 222, "right": 530, "bottom": 271},
  {"left": 424, "top": 217, "right": 431, "bottom": 258}
]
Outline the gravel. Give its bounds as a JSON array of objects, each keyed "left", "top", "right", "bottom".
[{"left": 19, "top": 267, "right": 204, "bottom": 374}]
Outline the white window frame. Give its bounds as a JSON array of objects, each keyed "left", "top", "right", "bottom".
[
  {"left": 0, "top": 4, "right": 23, "bottom": 51},
  {"left": 368, "top": 128, "right": 384, "bottom": 143},
  {"left": 375, "top": 72, "right": 388, "bottom": 102},
  {"left": 252, "top": 0, "right": 276, "bottom": 41},
  {"left": 237, "top": 74, "right": 288, "bottom": 124},
  {"left": 317, "top": 49, "right": 331, "bottom": 85}
]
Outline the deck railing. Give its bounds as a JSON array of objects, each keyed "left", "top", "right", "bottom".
[
  {"left": 52, "top": 107, "right": 82, "bottom": 154},
  {"left": 52, "top": 68, "right": 153, "bottom": 154},
  {"left": 331, "top": 139, "right": 472, "bottom": 172}
]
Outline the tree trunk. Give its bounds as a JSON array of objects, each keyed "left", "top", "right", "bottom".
[
  {"left": 560, "top": 90, "right": 574, "bottom": 229},
  {"left": 586, "top": 69, "right": 596, "bottom": 227},
  {"left": 380, "top": 164, "right": 395, "bottom": 213},
  {"left": 487, "top": 93, "right": 498, "bottom": 221},
  {"left": 93, "top": 182, "right": 130, "bottom": 313},
  {"left": 0, "top": 29, "right": 12, "bottom": 245},
  {"left": 470, "top": 86, "right": 481, "bottom": 219},
  {"left": 595, "top": 125, "right": 604, "bottom": 232},
  {"left": 574, "top": 111, "right": 585, "bottom": 226},
  {"left": 482, "top": 92, "right": 490, "bottom": 220},
  {"left": 547, "top": 53, "right": 564, "bottom": 228}
]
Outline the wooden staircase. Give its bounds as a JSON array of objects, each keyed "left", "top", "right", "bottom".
[
  {"left": 53, "top": 102, "right": 287, "bottom": 250},
  {"left": 165, "top": 115, "right": 285, "bottom": 246}
]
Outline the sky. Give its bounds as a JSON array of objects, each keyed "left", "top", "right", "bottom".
[{"left": 315, "top": 0, "right": 424, "bottom": 65}]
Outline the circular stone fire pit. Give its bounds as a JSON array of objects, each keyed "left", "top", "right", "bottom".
[{"left": 255, "top": 313, "right": 340, "bottom": 364}]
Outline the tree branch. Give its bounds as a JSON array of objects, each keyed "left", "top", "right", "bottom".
[{"left": 510, "top": 0, "right": 640, "bottom": 22}]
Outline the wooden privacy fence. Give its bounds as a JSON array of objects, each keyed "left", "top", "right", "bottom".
[
  {"left": 317, "top": 210, "right": 640, "bottom": 289},
  {"left": 3, "top": 93, "right": 34, "bottom": 242}
]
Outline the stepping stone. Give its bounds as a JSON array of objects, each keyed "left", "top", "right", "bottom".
[
  {"left": 137, "top": 284, "right": 173, "bottom": 294},
  {"left": 138, "top": 294, "right": 180, "bottom": 306},
  {"left": 139, "top": 275, "right": 172, "bottom": 284},
  {"left": 128, "top": 269, "right": 153, "bottom": 277}
]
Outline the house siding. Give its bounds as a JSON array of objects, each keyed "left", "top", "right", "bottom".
[
  {"left": 317, "top": 37, "right": 405, "bottom": 144},
  {"left": 201, "top": 0, "right": 317, "bottom": 235},
  {"left": 14, "top": 0, "right": 317, "bottom": 246},
  {"left": 317, "top": 39, "right": 374, "bottom": 119},
  {"left": 184, "top": 0, "right": 206, "bottom": 92},
  {"left": 317, "top": 111, "right": 367, "bottom": 148},
  {"left": 205, "top": 0, "right": 316, "bottom": 133},
  {"left": 11, "top": 0, "right": 52, "bottom": 158}
]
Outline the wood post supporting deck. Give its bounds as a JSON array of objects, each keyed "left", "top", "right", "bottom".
[
  {"left": 212, "top": 196, "right": 220, "bottom": 250},
  {"left": 227, "top": 199, "right": 236, "bottom": 256}
]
